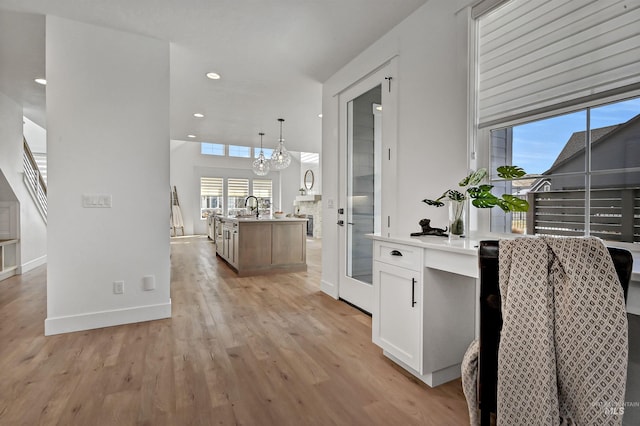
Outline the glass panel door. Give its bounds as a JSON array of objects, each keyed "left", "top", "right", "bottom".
[
  {"left": 337, "top": 61, "right": 395, "bottom": 314},
  {"left": 347, "top": 87, "right": 382, "bottom": 285}
]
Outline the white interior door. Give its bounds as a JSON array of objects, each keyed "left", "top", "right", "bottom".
[{"left": 338, "top": 64, "right": 394, "bottom": 313}]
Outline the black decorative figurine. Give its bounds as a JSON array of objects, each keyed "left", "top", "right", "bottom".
[{"left": 410, "top": 218, "right": 448, "bottom": 237}]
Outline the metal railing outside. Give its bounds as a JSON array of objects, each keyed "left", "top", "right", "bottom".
[{"left": 526, "top": 187, "right": 639, "bottom": 244}]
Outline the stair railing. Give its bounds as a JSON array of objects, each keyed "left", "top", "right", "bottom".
[{"left": 22, "top": 137, "right": 47, "bottom": 219}]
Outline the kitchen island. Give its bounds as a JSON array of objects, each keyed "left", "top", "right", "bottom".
[{"left": 213, "top": 216, "right": 308, "bottom": 276}]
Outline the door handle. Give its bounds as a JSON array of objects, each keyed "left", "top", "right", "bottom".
[
  {"left": 337, "top": 220, "right": 344, "bottom": 226},
  {"left": 411, "top": 278, "right": 417, "bottom": 307},
  {"left": 390, "top": 250, "right": 403, "bottom": 256}
]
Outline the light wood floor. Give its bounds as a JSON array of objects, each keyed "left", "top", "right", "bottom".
[{"left": 0, "top": 236, "right": 469, "bottom": 425}]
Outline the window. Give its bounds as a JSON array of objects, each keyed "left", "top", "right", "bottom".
[
  {"left": 301, "top": 152, "right": 319, "bottom": 164},
  {"left": 489, "top": 97, "right": 640, "bottom": 244},
  {"left": 254, "top": 147, "right": 274, "bottom": 159},
  {"left": 252, "top": 179, "right": 273, "bottom": 216},
  {"left": 201, "top": 143, "right": 225, "bottom": 156},
  {"left": 227, "top": 178, "right": 249, "bottom": 216},
  {"left": 200, "top": 177, "right": 223, "bottom": 219},
  {"left": 476, "top": 0, "right": 640, "bottom": 245},
  {"left": 228, "top": 145, "right": 251, "bottom": 158}
]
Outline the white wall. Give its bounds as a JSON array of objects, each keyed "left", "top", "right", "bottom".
[
  {"left": 24, "top": 117, "right": 46, "bottom": 153},
  {"left": 45, "top": 16, "right": 171, "bottom": 335},
  {"left": 300, "top": 158, "right": 321, "bottom": 195},
  {"left": 0, "top": 91, "right": 48, "bottom": 273},
  {"left": 170, "top": 140, "right": 303, "bottom": 235},
  {"left": 321, "top": 0, "right": 471, "bottom": 296},
  {"left": 0, "top": 93, "right": 23, "bottom": 197}
]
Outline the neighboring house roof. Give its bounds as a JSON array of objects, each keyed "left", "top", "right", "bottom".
[
  {"left": 530, "top": 178, "right": 551, "bottom": 192},
  {"left": 547, "top": 125, "right": 619, "bottom": 171},
  {"left": 544, "top": 113, "right": 640, "bottom": 174},
  {"left": 511, "top": 177, "right": 537, "bottom": 195}
]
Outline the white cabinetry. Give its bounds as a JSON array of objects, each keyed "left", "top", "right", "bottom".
[
  {"left": 371, "top": 237, "right": 477, "bottom": 387},
  {"left": 373, "top": 260, "right": 422, "bottom": 371}
]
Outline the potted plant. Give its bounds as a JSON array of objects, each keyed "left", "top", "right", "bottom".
[{"left": 422, "top": 166, "right": 529, "bottom": 237}]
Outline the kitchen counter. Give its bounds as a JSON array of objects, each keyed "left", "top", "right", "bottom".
[
  {"left": 224, "top": 216, "right": 308, "bottom": 223},
  {"left": 214, "top": 216, "right": 307, "bottom": 276}
]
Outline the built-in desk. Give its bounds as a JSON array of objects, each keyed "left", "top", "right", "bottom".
[
  {"left": 369, "top": 233, "right": 483, "bottom": 387},
  {"left": 370, "top": 233, "right": 480, "bottom": 386},
  {"left": 369, "top": 233, "right": 640, "bottom": 387}
]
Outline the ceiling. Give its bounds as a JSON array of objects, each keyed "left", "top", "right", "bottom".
[{"left": 0, "top": 0, "right": 428, "bottom": 153}]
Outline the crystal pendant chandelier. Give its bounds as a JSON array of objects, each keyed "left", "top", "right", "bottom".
[
  {"left": 270, "top": 118, "right": 291, "bottom": 170},
  {"left": 252, "top": 132, "right": 270, "bottom": 176}
]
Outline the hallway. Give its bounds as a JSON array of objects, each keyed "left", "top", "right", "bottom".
[{"left": 0, "top": 236, "right": 467, "bottom": 425}]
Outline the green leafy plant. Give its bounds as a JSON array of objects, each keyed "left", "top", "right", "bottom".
[{"left": 422, "top": 166, "right": 530, "bottom": 212}]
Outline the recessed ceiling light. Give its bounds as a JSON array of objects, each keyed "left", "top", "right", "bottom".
[
  {"left": 193, "top": 113, "right": 204, "bottom": 118},
  {"left": 206, "top": 72, "right": 221, "bottom": 80},
  {"left": 318, "top": 114, "right": 323, "bottom": 118},
  {"left": 35, "top": 78, "right": 47, "bottom": 85},
  {"left": 187, "top": 134, "right": 196, "bottom": 138}
]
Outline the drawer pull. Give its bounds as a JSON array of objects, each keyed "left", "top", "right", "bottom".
[
  {"left": 390, "top": 250, "right": 403, "bottom": 256},
  {"left": 411, "top": 278, "right": 417, "bottom": 307}
]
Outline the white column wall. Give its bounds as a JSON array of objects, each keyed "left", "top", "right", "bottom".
[
  {"left": 321, "top": 0, "right": 471, "bottom": 296},
  {"left": 45, "top": 16, "right": 171, "bottom": 335}
]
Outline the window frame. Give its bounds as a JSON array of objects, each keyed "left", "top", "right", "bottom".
[
  {"left": 228, "top": 145, "right": 251, "bottom": 158},
  {"left": 201, "top": 143, "right": 225, "bottom": 156},
  {"left": 476, "top": 90, "right": 640, "bottom": 249}
]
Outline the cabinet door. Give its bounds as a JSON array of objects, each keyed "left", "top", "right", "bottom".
[
  {"left": 373, "top": 261, "right": 422, "bottom": 372},
  {"left": 223, "top": 228, "right": 230, "bottom": 260},
  {"left": 231, "top": 230, "right": 238, "bottom": 267}
]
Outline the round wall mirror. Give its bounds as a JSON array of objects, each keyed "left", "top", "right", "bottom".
[{"left": 304, "top": 169, "right": 315, "bottom": 191}]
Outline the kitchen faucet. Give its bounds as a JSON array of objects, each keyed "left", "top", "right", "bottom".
[{"left": 245, "top": 196, "right": 259, "bottom": 218}]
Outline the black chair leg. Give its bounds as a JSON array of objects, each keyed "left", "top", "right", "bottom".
[{"left": 480, "top": 408, "right": 491, "bottom": 426}]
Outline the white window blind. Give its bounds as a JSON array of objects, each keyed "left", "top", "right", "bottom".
[
  {"left": 477, "top": 0, "right": 640, "bottom": 127},
  {"left": 227, "top": 178, "right": 249, "bottom": 197},
  {"left": 200, "top": 177, "right": 223, "bottom": 196},
  {"left": 252, "top": 179, "right": 272, "bottom": 198}
]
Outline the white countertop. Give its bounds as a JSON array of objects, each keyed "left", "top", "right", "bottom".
[
  {"left": 222, "top": 216, "right": 308, "bottom": 223},
  {"left": 367, "top": 233, "right": 484, "bottom": 256},
  {"left": 368, "top": 232, "right": 640, "bottom": 282}
]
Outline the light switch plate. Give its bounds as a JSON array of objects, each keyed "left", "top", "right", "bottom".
[{"left": 82, "top": 194, "right": 112, "bottom": 208}]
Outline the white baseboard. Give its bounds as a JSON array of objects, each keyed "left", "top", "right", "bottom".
[
  {"left": 44, "top": 300, "right": 171, "bottom": 336},
  {"left": 321, "top": 279, "right": 338, "bottom": 299},
  {"left": 0, "top": 267, "right": 17, "bottom": 282},
  {"left": 18, "top": 254, "right": 47, "bottom": 274}
]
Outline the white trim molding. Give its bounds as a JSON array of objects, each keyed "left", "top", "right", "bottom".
[
  {"left": 321, "top": 279, "right": 338, "bottom": 299},
  {"left": 18, "top": 254, "right": 47, "bottom": 274},
  {"left": 44, "top": 301, "right": 171, "bottom": 335}
]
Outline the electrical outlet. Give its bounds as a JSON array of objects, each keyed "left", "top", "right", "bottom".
[
  {"left": 143, "top": 275, "right": 155, "bottom": 291},
  {"left": 113, "top": 281, "right": 124, "bottom": 294}
]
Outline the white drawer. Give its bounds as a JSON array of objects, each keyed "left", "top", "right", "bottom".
[
  {"left": 424, "top": 249, "right": 478, "bottom": 278},
  {"left": 374, "top": 241, "right": 422, "bottom": 272}
]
